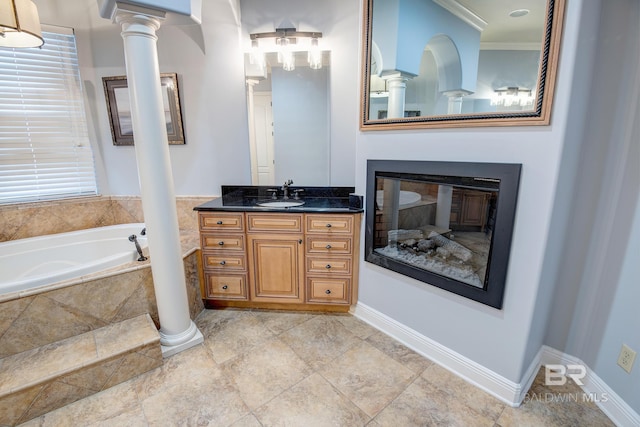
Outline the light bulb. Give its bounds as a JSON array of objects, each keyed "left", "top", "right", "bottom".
[
  {"left": 277, "top": 37, "right": 295, "bottom": 71},
  {"left": 308, "top": 37, "right": 322, "bottom": 70}
]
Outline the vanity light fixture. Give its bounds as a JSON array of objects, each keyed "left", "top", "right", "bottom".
[
  {"left": 491, "top": 87, "right": 535, "bottom": 108},
  {"left": 249, "top": 26, "right": 323, "bottom": 71},
  {"left": 0, "top": 0, "right": 44, "bottom": 48}
]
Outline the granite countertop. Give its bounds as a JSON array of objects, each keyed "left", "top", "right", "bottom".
[{"left": 193, "top": 185, "right": 363, "bottom": 213}]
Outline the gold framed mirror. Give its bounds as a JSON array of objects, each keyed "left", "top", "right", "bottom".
[{"left": 360, "top": 0, "right": 566, "bottom": 130}]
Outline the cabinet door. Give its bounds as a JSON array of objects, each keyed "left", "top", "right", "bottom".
[
  {"left": 460, "top": 192, "right": 490, "bottom": 229},
  {"left": 248, "top": 234, "right": 304, "bottom": 303}
]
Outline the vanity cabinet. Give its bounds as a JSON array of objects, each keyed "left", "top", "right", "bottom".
[
  {"left": 199, "top": 212, "right": 248, "bottom": 300},
  {"left": 197, "top": 211, "right": 361, "bottom": 312},
  {"left": 449, "top": 189, "right": 491, "bottom": 231}
]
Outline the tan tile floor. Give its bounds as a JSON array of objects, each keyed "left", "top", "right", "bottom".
[{"left": 21, "top": 309, "right": 616, "bottom": 426}]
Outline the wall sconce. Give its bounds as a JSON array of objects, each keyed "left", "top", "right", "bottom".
[
  {"left": 250, "top": 26, "right": 323, "bottom": 71},
  {"left": 0, "top": 0, "right": 44, "bottom": 48},
  {"left": 490, "top": 87, "right": 535, "bottom": 108}
]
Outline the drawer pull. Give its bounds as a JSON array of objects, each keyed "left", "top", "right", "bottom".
[
  {"left": 325, "top": 244, "right": 332, "bottom": 249},
  {"left": 299, "top": 239, "right": 303, "bottom": 244},
  {"left": 222, "top": 285, "right": 228, "bottom": 290},
  {"left": 325, "top": 264, "right": 332, "bottom": 269},
  {"left": 325, "top": 289, "right": 331, "bottom": 294},
  {"left": 218, "top": 241, "right": 224, "bottom": 246},
  {"left": 216, "top": 220, "right": 223, "bottom": 225},
  {"left": 325, "top": 223, "right": 332, "bottom": 228},
  {"left": 220, "top": 260, "right": 226, "bottom": 266}
]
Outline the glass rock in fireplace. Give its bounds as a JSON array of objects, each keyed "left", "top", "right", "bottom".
[{"left": 365, "top": 160, "right": 521, "bottom": 309}]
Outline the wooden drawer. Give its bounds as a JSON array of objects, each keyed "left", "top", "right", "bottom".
[
  {"left": 306, "top": 277, "right": 350, "bottom": 304},
  {"left": 201, "top": 233, "right": 245, "bottom": 251},
  {"left": 305, "top": 214, "right": 353, "bottom": 234},
  {"left": 204, "top": 273, "right": 248, "bottom": 300},
  {"left": 306, "top": 256, "right": 352, "bottom": 275},
  {"left": 202, "top": 253, "right": 246, "bottom": 271},
  {"left": 199, "top": 212, "right": 244, "bottom": 232},
  {"left": 247, "top": 213, "right": 303, "bottom": 233},
  {"left": 306, "top": 236, "right": 352, "bottom": 255}
]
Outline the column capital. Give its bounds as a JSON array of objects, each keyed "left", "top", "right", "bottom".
[
  {"left": 380, "top": 71, "right": 415, "bottom": 82},
  {"left": 114, "top": 6, "right": 165, "bottom": 37},
  {"left": 442, "top": 89, "right": 473, "bottom": 98}
]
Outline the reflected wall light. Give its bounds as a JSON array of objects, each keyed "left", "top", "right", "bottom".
[
  {"left": 249, "top": 38, "right": 265, "bottom": 71},
  {"left": 491, "top": 87, "right": 535, "bottom": 108},
  {"left": 249, "top": 26, "right": 323, "bottom": 71},
  {"left": 0, "top": 0, "right": 43, "bottom": 48}
]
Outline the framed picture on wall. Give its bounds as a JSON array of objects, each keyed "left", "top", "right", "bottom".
[{"left": 102, "top": 73, "right": 185, "bottom": 146}]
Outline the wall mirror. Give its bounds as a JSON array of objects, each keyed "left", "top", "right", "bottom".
[
  {"left": 244, "top": 51, "right": 331, "bottom": 186},
  {"left": 360, "top": 0, "right": 565, "bottom": 130}
]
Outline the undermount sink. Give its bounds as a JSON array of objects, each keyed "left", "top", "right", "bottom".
[{"left": 256, "top": 200, "right": 305, "bottom": 208}]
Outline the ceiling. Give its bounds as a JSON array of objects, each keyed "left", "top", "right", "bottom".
[{"left": 456, "top": 0, "right": 548, "bottom": 45}]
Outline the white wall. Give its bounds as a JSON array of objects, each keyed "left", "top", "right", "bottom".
[
  {"left": 271, "top": 66, "right": 329, "bottom": 185},
  {"left": 542, "top": 0, "right": 640, "bottom": 412},
  {"left": 355, "top": 0, "right": 584, "bottom": 383},
  {"left": 36, "top": 0, "right": 253, "bottom": 196}
]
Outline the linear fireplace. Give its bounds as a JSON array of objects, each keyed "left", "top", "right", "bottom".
[{"left": 365, "top": 160, "right": 521, "bottom": 309}]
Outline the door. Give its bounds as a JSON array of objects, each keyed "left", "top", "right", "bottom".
[{"left": 252, "top": 93, "right": 275, "bottom": 185}]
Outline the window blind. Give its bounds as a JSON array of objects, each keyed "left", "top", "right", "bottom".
[{"left": 0, "top": 29, "right": 98, "bottom": 204}]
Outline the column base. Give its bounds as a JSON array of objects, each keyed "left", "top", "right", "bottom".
[
  {"left": 159, "top": 320, "right": 204, "bottom": 357},
  {"left": 161, "top": 328, "right": 204, "bottom": 357}
]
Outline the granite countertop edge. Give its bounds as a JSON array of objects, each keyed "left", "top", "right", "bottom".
[
  {"left": 193, "top": 198, "right": 363, "bottom": 214},
  {"left": 193, "top": 186, "right": 364, "bottom": 214}
]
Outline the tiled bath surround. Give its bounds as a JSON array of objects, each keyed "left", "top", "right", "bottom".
[
  {"left": 0, "top": 247, "right": 204, "bottom": 359},
  {"left": 0, "top": 196, "right": 208, "bottom": 425},
  {"left": 0, "top": 196, "right": 210, "bottom": 242}
]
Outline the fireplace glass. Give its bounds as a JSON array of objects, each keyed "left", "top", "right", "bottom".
[{"left": 365, "top": 160, "right": 521, "bottom": 309}]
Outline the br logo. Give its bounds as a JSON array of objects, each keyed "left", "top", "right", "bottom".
[{"left": 545, "top": 364, "right": 586, "bottom": 386}]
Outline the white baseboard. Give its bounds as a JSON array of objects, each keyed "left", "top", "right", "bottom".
[
  {"left": 352, "top": 302, "right": 525, "bottom": 406},
  {"left": 541, "top": 346, "right": 640, "bottom": 427},
  {"left": 352, "top": 302, "right": 640, "bottom": 426}
]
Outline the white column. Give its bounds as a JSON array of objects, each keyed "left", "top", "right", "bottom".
[
  {"left": 115, "top": 8, "right": 202, "bottom": 356},
  {"left": 435, "top": 185, "right": 453, "bottom": 229},
  {"left": 443, "top": 90, "right": 472, "bottom": 115},
  {"left": 386, "top": 75, "right": 408, "bottom": 118},
  {"left": 447, "top": 95, "right": 463, "bottom": 114}
]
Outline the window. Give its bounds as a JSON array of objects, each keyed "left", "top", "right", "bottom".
[{"left": 0, "top": 28, "right": 98, "bottom": 204}]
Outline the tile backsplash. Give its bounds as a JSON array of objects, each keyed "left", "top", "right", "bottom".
[{"left": 0, "top": 196, "right": 214, "bottom": 243}]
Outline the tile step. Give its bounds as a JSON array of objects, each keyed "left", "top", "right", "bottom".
[{"left": 0, "top": 314, "right": 162, "bottom": 426}]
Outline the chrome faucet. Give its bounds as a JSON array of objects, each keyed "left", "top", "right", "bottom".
[
  {"left": 281, "top": 179, "right": 293, "bottom": 199},
  {"left": 128, "top": 234, "right": 148, "bottom": 261}
]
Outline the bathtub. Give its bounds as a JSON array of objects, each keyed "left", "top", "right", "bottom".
[
  {"left": 376, "top": 190, "right": 423, "bottom": 209},
  {"left": 0, "top": 223, "right": 148, "bottom": 295}
]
